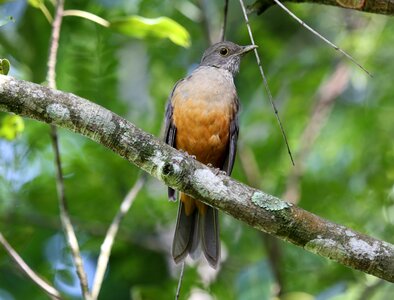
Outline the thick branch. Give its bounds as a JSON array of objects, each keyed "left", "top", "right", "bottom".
[
  {"left": 0, "top": 75, "right": 393, "bottom": 282},
  {"left": 250, "top": 0, "right": 394, "bottom": 15}
]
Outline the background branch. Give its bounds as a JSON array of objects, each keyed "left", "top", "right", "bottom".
[
  {"left": 91, "top": 176, "right": 146, "bottom": 300},
  {"left": 0, "top": 75, "right": 393, "bottom": 282}
]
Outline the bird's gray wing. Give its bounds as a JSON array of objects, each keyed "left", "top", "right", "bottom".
[
  {"left": 222, "top": 99, "right": 239, "bottom": 176},
  {"left": 164, "top": 80, "right": 183, "bottom": 201}
]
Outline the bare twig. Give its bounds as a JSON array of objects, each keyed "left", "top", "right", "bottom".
[
  {"left": 272, "top": 0, "right": 372, "bottom": 77},
  {"left": 49, "top": 127, "right": 90, "bottom": 298},
  {"left": 219, "top": 0, "right": 229, "bottom": 42},
  {"left": 47, "top": 0, "right": 90, "bottom": 298},
  {"left": 91, "top": 176, "right": 146, "bottom": 300},
  {"left": 47, "top": 0, "right": 63, "bottom": 90},
  {"left": 175, "top": 262, "right": 185, "bottom": 300},
  {"left": 0, "top": 232, "right": 62, "bottom": 300},
  {"left": 238, "top": 0, "right": 295, "bottom": 166}
]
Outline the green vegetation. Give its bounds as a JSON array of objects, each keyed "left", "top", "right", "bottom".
[{"left": 0, "top": 0, "right": 393, "bottom": 299}]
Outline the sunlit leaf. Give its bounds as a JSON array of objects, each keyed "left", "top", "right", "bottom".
[
  {"left": 110, "top": 16, "right": 191, "bottom": 48},
  {"left": 0, "top": 114, "right": 25, "bottom": 140},
  {"left": 27, "top": 0, "right": 42, "bottom": 8},
  {"left": 0, "top": 58, "right": 10, "bottom": 75}
]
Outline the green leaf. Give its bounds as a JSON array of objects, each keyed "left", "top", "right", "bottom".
[
  {"left": 27, "top": 0, "right": 42, "bottom": 8},
  {"left": 0, "top": 58, "right": 10, "bottom": 75},
  {"left": 110, "top": 16, "right": 191, "bottom": 48},
  {"left": 0, "top": 114, "right": 25, "bottom": 140}
]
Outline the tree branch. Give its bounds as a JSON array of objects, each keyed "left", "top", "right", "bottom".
[
  {"left": 0, "top": 75, "right": 393, "bottom": 282},
  {"left": 249, "top": 0, "right": 394, "bottom": 15}
]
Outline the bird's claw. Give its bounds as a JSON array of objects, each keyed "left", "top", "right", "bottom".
[
  {"left": 178, "top": 149, "right": 196, "bottom": 159},
  {"left": 207, "top": 165, "right": 227, "bottom": 176}
]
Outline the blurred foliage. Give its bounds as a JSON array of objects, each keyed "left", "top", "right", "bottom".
[
  {"left": 0, "top": 57, "right": 9, "bottom": 74},
  {"left": 0, "top": 58, "right": 25, "bottom": 142},
  {"left": 0, "top": 0, "right": 393, "bottom": 299},
  {"left": 0, "top": 114, "right": 25, "bottom": 140}
]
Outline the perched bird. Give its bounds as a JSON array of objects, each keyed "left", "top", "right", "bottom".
[{"left": 164, "top": 41, "right": 256, "bottom": 268}]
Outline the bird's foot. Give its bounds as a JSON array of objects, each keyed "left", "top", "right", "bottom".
[
  {"left": 178, "top": 149, "right": 196, "bottom": 159},
  {"left": 207, "top": 164, "right": 227, "bottom": 176}
]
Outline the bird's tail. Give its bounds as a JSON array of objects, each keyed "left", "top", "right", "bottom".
[{"left": 172, "top": 193, "right": 220, "bottom": 268}]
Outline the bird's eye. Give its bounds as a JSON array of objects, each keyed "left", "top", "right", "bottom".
[{"left": 219, "top": 47, "right": 229, "bottom": 56}]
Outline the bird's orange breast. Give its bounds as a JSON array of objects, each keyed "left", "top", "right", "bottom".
[{"left": 171, "top": 67, "right": 238, "bottom": 168}]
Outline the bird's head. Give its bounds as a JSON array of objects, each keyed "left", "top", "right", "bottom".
[{"left": 200, "top": 41, "right": 257, "bottom": 75}]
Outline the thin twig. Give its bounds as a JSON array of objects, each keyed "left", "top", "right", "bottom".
[
  {"left": 47, "top": 0, "right": 63, "bottom": 90},
  {"left": 49, "top": 128, "right": 90, "bottom": 298},
  {"left": 91, "top": 176, "right": 146, "bottom": 300},
  {"left": 0, "top": 232, "right": 62, "bottom": 300},
  {"left": 47, "top": 0, "right": 90, "bottom": 298},
  {"left": 272, "top": 0, "right": 372, "bottom": 77},
  {"left": 238, "top": 0, "right": 295, "bottom": 166},
  {"left": 219, "top": 0, "right": 229, "bottom": 42},
  {"left": 175, "top": 261, "right": 185, "bottom": 300}
]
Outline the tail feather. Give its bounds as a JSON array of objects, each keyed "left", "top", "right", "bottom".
[
  {"left": 189, "top": 211, "right": 201, "bottom": 259},
  {"left": 201, "top": 206, "right": 220, "bottom": 268},
  {"left": 172, "top": 201, "right": 196, "bottom": 263},
  {"left": 172, "top": 194, "right": 220, "bottom": 268}
]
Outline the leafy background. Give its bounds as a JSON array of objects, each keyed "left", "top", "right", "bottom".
[{"left": 0, "top": 0, "right": 393, "bottom": 299}]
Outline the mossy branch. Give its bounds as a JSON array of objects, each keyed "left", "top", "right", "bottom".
[{"left": 0, "top": 75, "right": 393, "bottom": 282}]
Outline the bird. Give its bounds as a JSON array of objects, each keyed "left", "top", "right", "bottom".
[{"left": 163, "top": 41, "right": 257, "bottom": 268}]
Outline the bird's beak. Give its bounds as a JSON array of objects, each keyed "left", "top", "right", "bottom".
[{"left": 240, "top": 44, "right": 258, "bottom": 55}]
